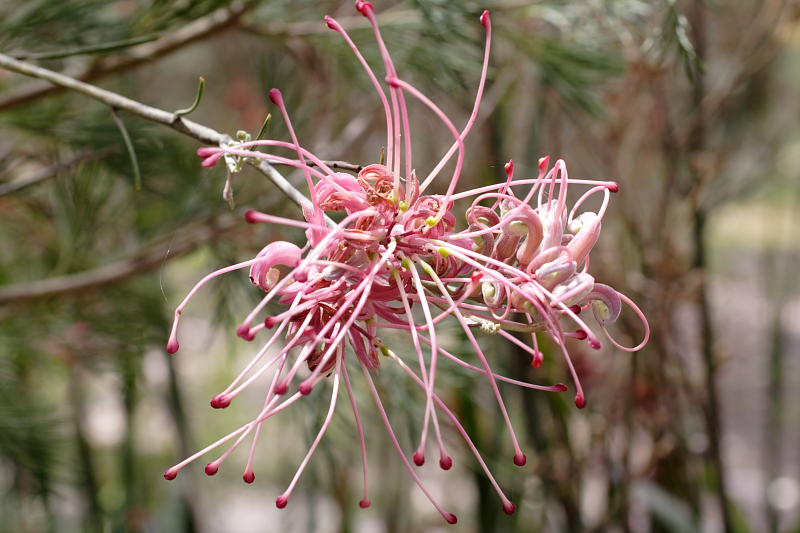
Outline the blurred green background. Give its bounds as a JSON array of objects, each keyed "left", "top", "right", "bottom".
[{"left": 1, "top": 1, "right": 799, "bottom": 532}]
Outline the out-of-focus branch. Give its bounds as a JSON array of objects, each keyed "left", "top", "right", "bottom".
[
  {"left": 241, "top": 9, "right": 419, "bottom": 37},
  {"left": 0, "top": 149, "right": 115, "bottom": 196},
  {"left": 0, "top": 1, "right": 253, "bottom": 111},
  {"left": 0, "top": 215, "right": 237, "bottom": 305},
  {"left": 0, "top": 52, "right": 314, "bottom": 211},
  {"left": 688, "top": 3, "right": 735, "bottom": 532}
]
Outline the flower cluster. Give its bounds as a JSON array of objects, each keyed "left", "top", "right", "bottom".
[{"left": 164, "top": 1, "right": 648, "bottom": 524}]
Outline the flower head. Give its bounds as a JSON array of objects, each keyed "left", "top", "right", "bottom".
[{"left": 165, "top": 3, "right": 649, "bottom": 524}]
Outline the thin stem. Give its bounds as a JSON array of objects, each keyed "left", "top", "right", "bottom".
[{"left": 110, "top": 107, "right": 142, "bottom": 190}]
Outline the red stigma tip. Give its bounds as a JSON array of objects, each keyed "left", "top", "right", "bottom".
[
  {"left": 264, "top": 316, "right": 277, "bottom": 329},
  {"left": 575, "top": 394, "right": 587, "bottom": 409},
  {"left": 355, "top": 1, "right": 373, "bottom": 16},
  {"left": 570, "top": 304, "right": 583, "bottom": 314},
  {"left": 245, "top": 210, "right": 259, "bottom": 223},
  {"left": 555, "top": 383, "right": 569, "bottom": 392},
  {"left": 503, "top": 502, "right": 517, "bottom": 515},
  {"left": 210, "top": 394, "right": 231, "bottom": 409},
  {"left": 574, "top": 329, "right": 588, "bottom": 340},
  {"left": 243, "top": 471, "right": 255, "bottom": 484},
  {"left": 531, "top": 353, "right": 543, "bottom": 368},
  {"left": 276, "top": 496, "right": 288, "bottom": 509},
  {"left": 166, "top": 340, "right": 179, "bottom": 354},
  {"left": 275, "top": 382, "right": 289, "bottom": 396},
  {"left": 163, "top": 469, "right": 178, "bottom": 480},
  {"left": 324, "top": 16, "right": 340, "bottom": 31},
  {"left": 514, "top": 452, "right": 527, "bottom": 466},
  {"left": 359, "top": 499, "right": 371, "bottom": 509},
  {"left": 413, "top": 451, "right": 425, "bottom": 466},
  {"left": 439, "top": 456, "right": 453, "bottom": 470},
  {"left": 607, "top": 182, "right": 620, "bottom": 193},
  {"left": 204, "top": 462, "right": 219, "bottom": 476},
  {"left": 480, "top": 10, "right": 491, "bottom": 27},
  {"left": 268, "top": 88, "right": 283, "bottom": 105},
  {"left": 201, "top": 154, "right": 222, "bottom": 168},
  {"left": 589, "top": 339, "right": 602, "bottom": 350},
  {"left": 539, "top": 156, "right": 551, "bottom": 170},
  {"left": 386, "top": 77, "right": 401, "bottom": 88},
  {"left": 504, "top": 159, "right": 514, "bottom": 175},
  {"left": 299, "top": 382, "right": 313, "bottom": 395},
  {"left": 445, "top": 513, "right": 458, "bottom": 525},
  {"left": 236, "top": 325, "right": 252, "bottom": 339}
]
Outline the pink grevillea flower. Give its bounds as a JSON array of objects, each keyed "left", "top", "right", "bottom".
[{"left": 164, "top": 2, "right": 649, "bottom": 524}]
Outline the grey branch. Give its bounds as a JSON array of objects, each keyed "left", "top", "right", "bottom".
[
  {"left": 0, "top": 51, "right": 314, "bottom": 212},
  {"left": 0, "top": 1, "right": 252, "bottom": 111},
  {"left": 0, "top": 215, "right": 238, "bottom": 305}
]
